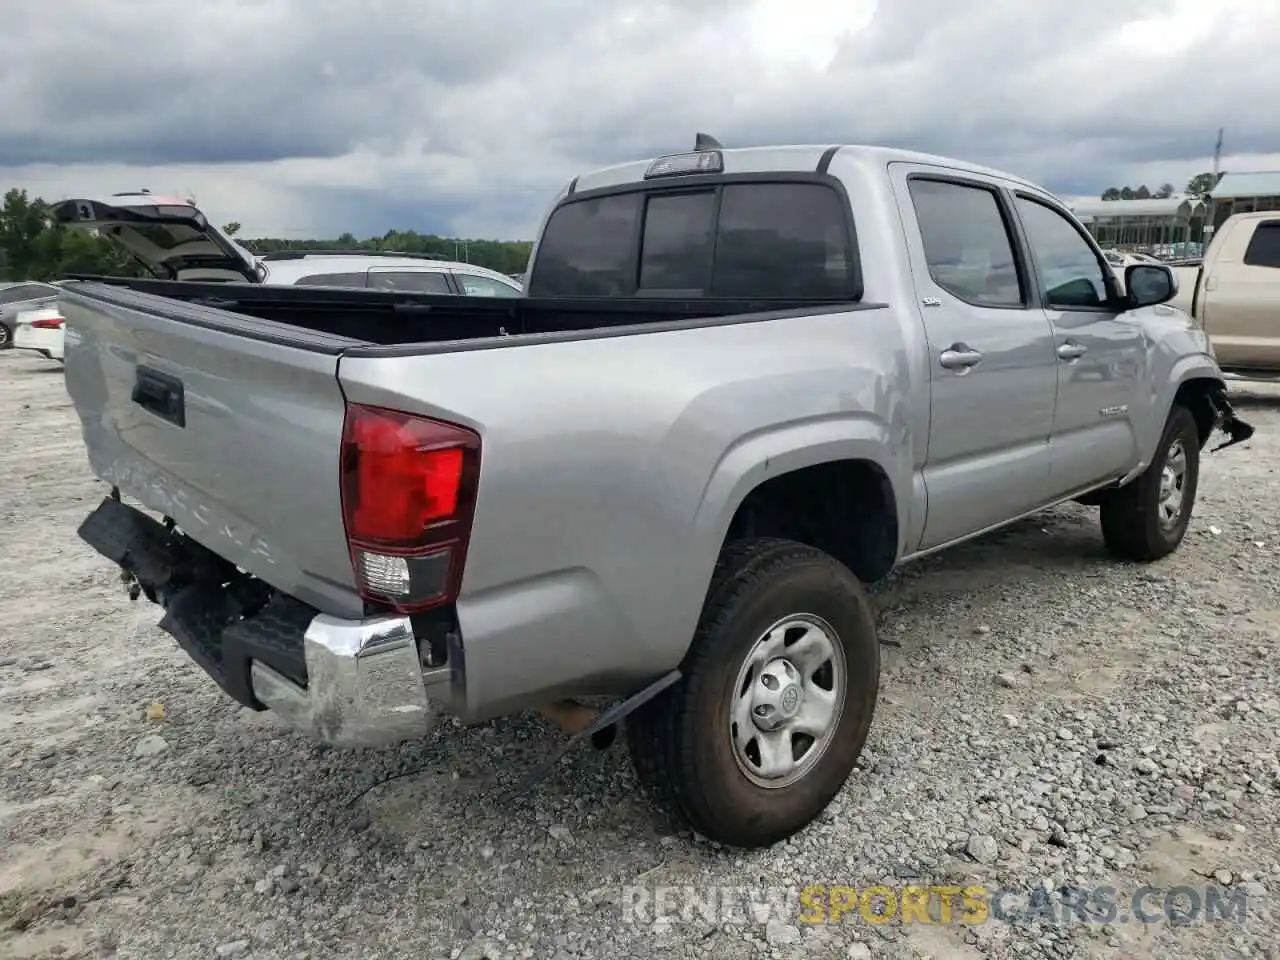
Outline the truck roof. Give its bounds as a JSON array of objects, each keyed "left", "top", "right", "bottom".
[
  {"left": 1214, "top": 209, "right": 1280, "bottom": 224},
  {"left": 260, "top": 254, "right": 521, "bottom": 286},
  {"left": 569, "top": 143, "right": 1044, "bottom": 195},
  {"left": 261, "top": 254, "right": 510, "bottom": 275}
]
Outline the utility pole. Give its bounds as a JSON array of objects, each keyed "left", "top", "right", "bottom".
[{"left": 1204, "top": 127, "right": 1224, "bottom": 251}]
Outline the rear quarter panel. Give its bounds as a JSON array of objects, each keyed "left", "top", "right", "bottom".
[{"left": 338, "top": 307, "right": 918, "bottom": 719}]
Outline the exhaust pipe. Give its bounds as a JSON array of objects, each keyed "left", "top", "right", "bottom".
[{"left": 537, "top": 699, "right": 617, "bottom": 749}]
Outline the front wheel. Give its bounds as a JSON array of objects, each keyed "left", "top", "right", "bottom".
[
  {"left": 627, "top": 537, "right": 880, "bottom": 848},
  {"left": 0, "top": 324, "right": 11, "bottom": 349},
  {"left": 1100, "top": 404, "right": 1201, "bottom": 561}
]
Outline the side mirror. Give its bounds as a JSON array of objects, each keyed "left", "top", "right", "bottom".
[{"left": 1124, "top": 263, "right": 1177, "bottom": 309}]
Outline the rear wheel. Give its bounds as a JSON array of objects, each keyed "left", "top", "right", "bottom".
[
  {"left": 0, "top": 324, "right": 11, "bottom": 349},
  {"left": 1100, "top": 405, "right": 1200, "bottom": 561},
  {"left": 627, "top": 537, "right": 880, "bottom": 848}
]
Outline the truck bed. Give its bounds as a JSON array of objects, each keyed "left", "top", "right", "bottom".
[{"left": 62, "top": 275, "right": 871, "bottom": 355}]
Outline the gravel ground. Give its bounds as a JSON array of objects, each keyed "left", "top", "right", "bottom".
[{"left": 1, "top": 347, "right": 1277, "bottom": 960}]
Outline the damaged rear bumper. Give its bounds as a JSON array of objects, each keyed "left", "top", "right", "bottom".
[{"left": 77, "top": 495, "right": 448, "bottom": 748}]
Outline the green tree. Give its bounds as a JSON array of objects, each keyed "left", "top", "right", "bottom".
[
  {"left": 222, "top": 221, "right": 242, "bottom": 237},
  {"left": 1154, "top": 183, "right": 1175, "bottom": 199},
  {"left": 1186, "top": 171, "right": 1226, "bottom": 199},
  {"left": 0, "top": 189, "right": 51, "bottom": 280},
  {"left": 1101, "top": 187, "right": 1122, "bottom": 200}
]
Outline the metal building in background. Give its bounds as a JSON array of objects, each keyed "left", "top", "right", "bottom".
[
  {"left": 1069, "top": 197, "right": 1206, "bottom": 259},
  {"left": 1208, "top": 171, "right": 1280, "bottom": 228}
]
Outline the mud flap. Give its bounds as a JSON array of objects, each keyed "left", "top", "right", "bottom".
[{"left": 498, "top": 669, "right": 683, "bottom": 801}]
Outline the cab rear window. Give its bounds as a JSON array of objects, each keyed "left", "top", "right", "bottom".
[{"left": 527, "top": 180, "right": 860, "bottom": 300}]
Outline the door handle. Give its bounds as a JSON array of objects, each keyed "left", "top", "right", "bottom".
[
  {"left": 1057, "top": 341, "right": 1087, "bottom": 361},
  {"left": 939, "top": 344, "right": 983, "bottom": 371}
]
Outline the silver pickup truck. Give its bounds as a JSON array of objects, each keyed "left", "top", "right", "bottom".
[{"left": 56, "top": 139, "right": 1253, "bottom": 849}]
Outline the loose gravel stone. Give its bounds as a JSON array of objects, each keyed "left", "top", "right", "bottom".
[
  {"left": 967, "top": 833, "right": 1000, "bottom": 864},
  {"left": 133, "top": 733, "right": 170, "bottom": 757},
  {"left": 0, "top": 353, "right": 1276, "bottom": 960}
]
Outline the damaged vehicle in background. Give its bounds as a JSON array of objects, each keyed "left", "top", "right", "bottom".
[
  {"left": 53, "top": 138, "right": 1252, "bottom": 849},
  {"left": 58, "top": 192, "right": 524, "bottom": 297}
]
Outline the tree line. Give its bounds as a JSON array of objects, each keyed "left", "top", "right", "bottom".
[
  {"left": 1098, "top": 172, "right": 1226, "bottom": 202},
  {"left": 0, "top": 188, "right": 534, "bottom": 283}
]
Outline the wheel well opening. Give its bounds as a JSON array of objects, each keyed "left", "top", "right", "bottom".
[
  {"left": 1174, "top": 378, "right": 1222, "bottom": 448},
  {"left": 725, "top": 460, "right": 898, "bottom": 583}
]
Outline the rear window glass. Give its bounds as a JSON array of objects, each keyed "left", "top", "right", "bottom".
[
  {"left": 529, "top": 193, "right": 641, "bottom": 297},
  {"left": 713, "top": 183, "right": 854, "bottom": 298},
  {"left": 639, "top": 192, "right": 716, "bottom": 291},
  {"left": 127, "top": 223, "right": 207, "bottom": 251},
  {"left": 528, "top": 181, "right": 858, "bottom": 299}
]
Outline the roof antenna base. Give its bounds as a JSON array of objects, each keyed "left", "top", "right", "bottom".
[{"left": 694, "top": 132, "right": 723, "bottom": 151}]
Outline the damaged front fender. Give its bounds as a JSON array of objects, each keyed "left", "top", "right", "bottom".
[{"left": 1206, "top": 385, "right": 1255, "bottom": 453}]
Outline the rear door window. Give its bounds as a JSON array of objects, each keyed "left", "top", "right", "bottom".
[
  {"left": 528, "top": 181, "right": 857, "bottom": 299},
  {"left": 909, "top": 178, "right": 1025, "bottom": 307},
  {"left": 367, "top": 271, "right": 454, "bottom": 294}
]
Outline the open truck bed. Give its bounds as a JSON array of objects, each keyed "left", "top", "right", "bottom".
[{"left": 62, "top": 274, "right": 860, "bottom": 355}]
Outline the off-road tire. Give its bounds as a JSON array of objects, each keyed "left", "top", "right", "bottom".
[
  {"left": 1100, "top": 404, "right": 1201, "bottom": 562},
  {"left": 626, "top": 537, "right": 880, "bottom": 848}
]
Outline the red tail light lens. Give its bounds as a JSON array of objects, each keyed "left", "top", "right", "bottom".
[
  {"left": 340, "top": 403, "right": 481, "bottom": 613},
  {"left": 31, "top": 316, "right": 65, "bottom": 329}
]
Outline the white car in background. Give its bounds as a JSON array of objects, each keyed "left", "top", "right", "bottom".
[
  {"left": 0, "top": 281, "right": 62, "bottom": 350},
  {"left": 11, "top": 306, "right": 66, "bottom": 362},
  {"left": 1103, "top": 250, "right": 1165, "bottom": 295}
]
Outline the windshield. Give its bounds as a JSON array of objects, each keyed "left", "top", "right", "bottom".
[{"left": 527, "top": 180, "right": 860, "bottom": 300}]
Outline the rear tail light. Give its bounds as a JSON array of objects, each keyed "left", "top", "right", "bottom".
[
  {"left": 31, "top": 316, "right": 65, "bottom": 329},
  {"left": 339, "top": 402, "right": 481, "bottom": 614}
]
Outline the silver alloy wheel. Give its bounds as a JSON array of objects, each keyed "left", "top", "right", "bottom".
[
  {"left": 729, "top": 613, "right": 846, "bottom": 789},
  {"left": 1158, "top": 438, "right": 1188, "bottom": 529}
]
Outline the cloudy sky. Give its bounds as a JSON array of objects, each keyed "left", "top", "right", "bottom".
[{"left": 3, "top": 0, "right": 1277, "bottom": 241}]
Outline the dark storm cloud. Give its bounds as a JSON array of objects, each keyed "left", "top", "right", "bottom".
[
  {"left": 3, "top": 0, "right": 1278, "bottom": 238},
  {"left": 0, "top": 0, "right": 612, "bottom": 166}
]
